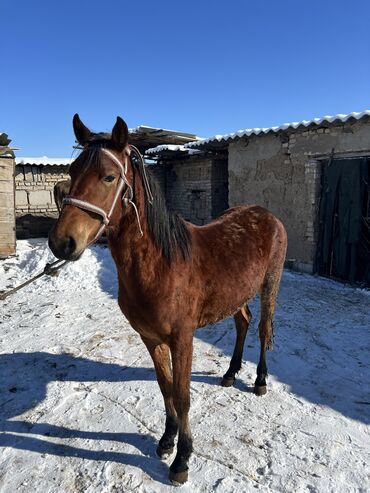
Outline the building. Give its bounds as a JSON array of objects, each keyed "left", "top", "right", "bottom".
[
  {"left": 180, "top": 110, "right": 370, "bottom": 285},
  {"left": 147, "top": 145, "right": 228, "bottom": 225},
  {"left": 15, "top": 156, "right": 72, "bottom": 238}
]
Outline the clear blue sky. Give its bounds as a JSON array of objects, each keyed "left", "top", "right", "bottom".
[{"left": 2, "top": 0, "right": 370, "bottom": 156}]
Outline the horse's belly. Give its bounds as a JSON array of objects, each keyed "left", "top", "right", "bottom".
[{"left": 197, "top": 266, "right": 265, "bottom": 327}]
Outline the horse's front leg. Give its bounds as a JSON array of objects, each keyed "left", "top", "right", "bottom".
[
  {"left": 141, "top": 336, "right": 178, "bottom": 457},
  {"left": 168, "top": 330, "right": 193, "bottom": 485}
]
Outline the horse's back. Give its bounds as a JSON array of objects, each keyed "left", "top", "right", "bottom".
[{"left": 192, "top": 204, "right": 286, "bottom": 260}]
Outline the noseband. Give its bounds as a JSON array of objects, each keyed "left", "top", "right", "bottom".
[{"left": 62, "top": 145, "right": 152, "bottom": 244}]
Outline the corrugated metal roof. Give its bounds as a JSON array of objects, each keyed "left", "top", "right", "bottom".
[
  {"left": 128, "top": 125, "right": 202, "bottom": 151},
  {"left": 186, "top": 110, "right": 370, "bottom": 149},
  {"left": 16, "top": 156, "right": 73, "bottom": 166}
]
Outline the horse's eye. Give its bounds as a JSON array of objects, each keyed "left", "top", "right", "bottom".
[{"left": 103, "top": 175, "right": 115, "bottom": 183}]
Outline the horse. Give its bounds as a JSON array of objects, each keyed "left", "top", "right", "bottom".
[{"left": 48, "top": 114, "right": 287, "bottom": 485}]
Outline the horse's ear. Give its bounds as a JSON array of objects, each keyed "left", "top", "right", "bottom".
[
  {"left": 73, "top": 114, "right": 91, "bottom": 146},
  {"left": 111, "top": 116, "right": 129, "bottom": 151}
]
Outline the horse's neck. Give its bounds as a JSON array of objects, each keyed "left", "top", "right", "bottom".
[{"left": 107, "top": 177, "right": 164, "bottom": 286}]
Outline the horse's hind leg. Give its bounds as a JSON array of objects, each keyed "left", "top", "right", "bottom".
[
  {"left": 221, "top": 305, "right": 252, "bottom": 387},
  {"left": 141, "top": 337, "right": 178, "bottom": 458},
  {"left": 255, "top": 269, "right": 282, "bottom": 396}
]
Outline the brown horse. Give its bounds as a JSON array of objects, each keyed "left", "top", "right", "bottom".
[{"left": 49, "top": 115, "right": 287, "bottom": 485}]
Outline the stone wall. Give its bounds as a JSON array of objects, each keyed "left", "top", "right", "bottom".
[
  {"left": 228, "top": 119, "right": 370, "bottom": 272},
  {"left": 0, "top": 155, "right": 16, "bottom": 258},
  {"left": 15, "top": 164, "right": 69, "bottom": 238}
]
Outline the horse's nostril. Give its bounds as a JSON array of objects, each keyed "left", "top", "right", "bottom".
[
  {"left": 48, "top": 233, "right": 78, "bottom": 260},
  {"left": 65, "top": 236, "right": 76, "bottom": 255}
]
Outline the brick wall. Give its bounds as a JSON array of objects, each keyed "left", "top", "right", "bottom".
[
  {"left": 151, "top": 155, "right": 228, "bottom": 225},
  {"left": 15, "top": 164, "right": 69, "bottom": 238}
]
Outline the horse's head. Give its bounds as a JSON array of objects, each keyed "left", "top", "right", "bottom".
[{"left": 49, "top": 114, "right": 132, "bottom": 260}]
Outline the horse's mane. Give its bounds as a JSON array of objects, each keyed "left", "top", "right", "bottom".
[
  {"left": 134, "top": 161, "right": 191, "bottom": 262},
  {"left": 80, "top": 136, "right": 191, "bottom": 263}
]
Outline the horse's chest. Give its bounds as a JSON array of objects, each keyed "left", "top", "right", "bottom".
[{"left": 117, "top": 289, "right": 173, "bottom": 341}]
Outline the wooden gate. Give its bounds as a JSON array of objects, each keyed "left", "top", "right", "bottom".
[{"left": 316, "top": 156, "right": 370, "bottom": 285}]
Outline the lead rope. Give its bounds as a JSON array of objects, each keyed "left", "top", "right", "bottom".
[{"left": 0, "top": 258, "right": 67, "bottom": 301}]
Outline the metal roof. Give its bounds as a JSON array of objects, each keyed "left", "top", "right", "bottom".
[
  {"left": 186, "top": 110, "right": 370, "bottom": 150},
  {"left": 128, "top": 125, "right": 202, "bottom": 152}
]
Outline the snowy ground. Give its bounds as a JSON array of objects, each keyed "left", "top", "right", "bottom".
[{"left": 0, "top": 239, "right": 369, "bottom": 493}]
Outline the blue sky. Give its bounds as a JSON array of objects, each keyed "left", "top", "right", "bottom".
[{"left": 2, "top": 0, "right": 370, "bottom": 156}]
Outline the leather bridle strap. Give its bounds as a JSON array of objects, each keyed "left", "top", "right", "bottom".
[{"left": 62, "top": 147, "right": 143, "bottom": 245}]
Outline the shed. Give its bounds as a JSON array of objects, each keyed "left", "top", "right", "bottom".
[
  {"left": 145, "top": 145, "right": 228, "bottom": 225},
  {"left": 15, "top": 156, "right": 72, "bottom": 238}
]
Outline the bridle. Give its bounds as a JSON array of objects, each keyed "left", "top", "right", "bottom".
[{"left": 62, "top": 145, "right": 153, "bottom": 244}]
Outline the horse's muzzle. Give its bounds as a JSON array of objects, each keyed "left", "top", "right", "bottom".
[{"left": 48, "top": 231, "right": 82, "bottom": 261}]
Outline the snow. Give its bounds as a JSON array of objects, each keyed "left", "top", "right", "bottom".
[
  {"left": 146, "top": 145, "right": 187, "bottom": 154},
  {"left": 15, "top": 156, "right": 73, "bottom": 166},
  {"left": 186, "top": 110, "right": 370, "bottom": 148},
  {"left": 145, "top": 145, "right": 201, "bottom": 156},
  {"left": 0, "top": 239, "right": 369, "bottom": 492}
]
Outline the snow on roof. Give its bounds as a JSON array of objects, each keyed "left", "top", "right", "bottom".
[
  {"left": 16, "top": 156, "right": 73, "bottom": 166},
  {"left": 145, "top": 144, "right": 202, "bottom": 157},
  {"left": 186, "top": 110, "right": 370, "bottom": 148},
  {"left": 146, "top": 144, "right": 186, "bottom": 154}
]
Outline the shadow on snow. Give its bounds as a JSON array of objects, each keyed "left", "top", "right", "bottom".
[{"left": 0, "top": 351, "right": 226, "bottom": 484}]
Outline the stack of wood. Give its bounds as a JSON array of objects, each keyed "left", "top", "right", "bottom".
[{"left": 0, "top": 133, "right": 16, "bottom": 258}]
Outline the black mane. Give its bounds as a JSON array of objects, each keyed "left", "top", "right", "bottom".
[
  {"left": 81, "top": 138, "right": 191, "bottom": 262},
  {"left": 133, "top": 160, "right": 192, "bottom": 262}
]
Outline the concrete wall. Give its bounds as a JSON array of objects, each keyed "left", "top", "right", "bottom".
[
  {"left": 15, "top": 164, "right": 69, "bottom": 238},
  {"left": 228, "top": 119, "right": 370, "bottom": 272}
]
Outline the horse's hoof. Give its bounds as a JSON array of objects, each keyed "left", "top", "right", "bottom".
[
  {"left": 254, "top": 385, "right": 267, "bottom": 396},
  {"left": 156, "top": 445, "right": 174, "bottom": 459},
  {"left": 169, "top": 469, "right": 188, "bottom": 485},
  {"left": 220, "top": 376, "right": 235, "bottom": 387}
]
